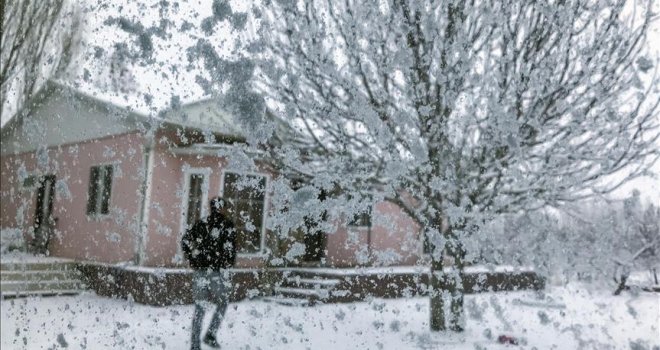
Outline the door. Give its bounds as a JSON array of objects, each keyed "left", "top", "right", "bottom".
[
  {"left": 302, "top": 215, "right": 326, "bottom": 263},
  {"left": 302, "top": 190, "right": 329, "bottom": 264},
  {"left": 34, "top": 174, "right": 56, "bottom": 234}
]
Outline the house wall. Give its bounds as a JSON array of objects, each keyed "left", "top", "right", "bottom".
[
  {"left": 0, "top": 82, "right": 427, "bottom": 269},
  {"left": 1, "top": 126, "right": 424, "bottom": 268},
  {"left": 0, "top": 131, "right": 146, "bottom": 263},
  {"left": 140, "top": 129, "right": 425, "bottom": 268},
  {"left": 1, "top": 134, "right": 424, "bottom": 268},
  {"left": 325, "top": 201, "right": 422, "bottom": 267},
  {"left": 142, "top": 129, "right": 274, "bottom": 268}
]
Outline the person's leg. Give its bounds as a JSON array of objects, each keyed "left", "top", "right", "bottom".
[
  {"left": 191, "top": 272, "right": 211, "bottom": 350},
  {"left": 203, "top": 272, "right": 230, "bottom": 347},
  {"left": 205, "top": 296, "right": 228, "bottom": 337},
  {"left": 190, "top": 303, "right": 205, "bottom": 350}
]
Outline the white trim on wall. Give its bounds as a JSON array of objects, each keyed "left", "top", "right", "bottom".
[
  {"left": 176, "top": 165, "right": 212, "bottom": 260},
  {"left": 137, "top": 143, "right": 155, "bottom": 265},
  {"left": 219, "top": 169, "right": 270, "bottom": 258}
]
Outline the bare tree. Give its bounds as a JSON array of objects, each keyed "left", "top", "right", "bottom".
[
  {"left": 0, "top": 0, "right": 81, "bottom": 123},
  {"left": 481, "top": 193, "right": 659, "bottom": 293},
  {"left": 613, "top": 191, "right": 659, "bottom": 294},
  {"left": 252, "top": 0, "right": 660, "bottom": 331}
]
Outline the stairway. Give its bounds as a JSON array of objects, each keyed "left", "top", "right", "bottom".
[
  {"left": 264, "top": 269, "right": 343, "bottom": 306},
  {"left": 1, "top": 258, "right": 86, "bottom": 298}
]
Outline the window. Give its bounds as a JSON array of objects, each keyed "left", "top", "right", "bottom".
[
  {"left": 349, "top": 208, "right": 372, "bottom": 227},
  {"left": 176, "top": 168, "right": 210, "bottom": 260},
  {"left": 186, "top": 174, "right": 204, "bottom": 226},
  {"left": 423, "top": 234, "right": 432, "bottom": 255},
  {"left": 20, "top": 175, "right": 38, "bottom": 194},
  {"left": 348, "top": 194, "right": 372, "bottom": 227},
  {"left": 182, "top": 170, "right": 209, "bottom": 229},
  {"left": 22, "top": 175, "right": 37, "bottom": 188},
  {"left": 86, "top": 165, "right": 113, "bottom": 215},
  {"left": 223, "top": 172, "right": 267, "bottom": 254}
]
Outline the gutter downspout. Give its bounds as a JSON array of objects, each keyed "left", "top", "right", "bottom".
[{"left": 136, "top": 139, "right": 155, "bottom": 265}]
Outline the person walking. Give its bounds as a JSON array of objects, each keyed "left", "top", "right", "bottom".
[{"left": 181, "top": 197, "right": 237, "bottom": 350}]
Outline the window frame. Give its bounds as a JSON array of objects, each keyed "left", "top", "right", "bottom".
[
  {"left": 86, "top": 163, "right": 115, "bottom": 218},
  {"left": 220, "top": 169, "right": 270, "bottom": 257},
  {"left": 348, "top": 207, "right": 373, "bottom": 228},
  {"left": 176, "top": 166, "right": 211, "bottom": 261},
  {"left": 347, "top": 194, "right": 373, "bottom": 228},
  {"left": 422, "top": 232, "right": 433, "bottom": 255},
  {"left": 181, "top": 167, "right": 212, "bottom": 228}
]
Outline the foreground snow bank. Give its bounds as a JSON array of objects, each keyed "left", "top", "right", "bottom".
[{"left": 1, "top": 284, "right": 657, "bottom": 349}]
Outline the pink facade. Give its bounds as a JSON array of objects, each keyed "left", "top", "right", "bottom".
[
  {"left": 0, "top": 87, "right": 426, "bottom": 268},
  {"left": 325, "top": 201, "right": 422, "bottom": 267},
  {"left": 0, "top": 126, "right": 281, "bottom": 268},
  {"left": 1, "top": 128, "right": 425, "bottom": 268},
  {"left": 140, "top": 128, "right": 280, "bottom": 268},
  {"left": 1, "top": 131, "right": 146, "bottom": 263}
]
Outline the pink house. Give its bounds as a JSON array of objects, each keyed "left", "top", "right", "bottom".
[{"left": 0, "top": 81, "right": 426, "bottom": 270}]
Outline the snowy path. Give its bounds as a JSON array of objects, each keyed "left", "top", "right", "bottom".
[{"left": 1, "top": 284, "right": 658, "bottom": 349}]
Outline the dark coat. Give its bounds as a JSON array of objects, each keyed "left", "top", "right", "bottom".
[{"left": 181, "top": 213, "right": 237, "bottom": 271}]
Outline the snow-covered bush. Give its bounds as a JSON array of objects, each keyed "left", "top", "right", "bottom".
[{"left": 0, "top": 228, "right": 26, "bottom": 254}]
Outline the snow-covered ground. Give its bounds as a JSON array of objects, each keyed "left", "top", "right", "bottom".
[{"left": 1, "top": 284, "right": 658, "bottom": 349}]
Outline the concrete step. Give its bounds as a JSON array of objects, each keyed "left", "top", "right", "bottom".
[
  {"left": 274, "top": 270, "right": 344, "bottom": 304},
  {"left": 279, "top": 268, "right": 352, "bottom": 280},
  {"left": 280, "top": 270, "right": 331, "bottom": 281},
  {"left": 1, "top": 280, "right": 85, "bottom": 293},
  {"left": 0, "top": 261, "right": 78, "bottom": 272},
  {"left": 273, "top": 286, "right": 331, "bottom": 300},
  {"left": 1, "top": 289, "right": 82, "bottom": 298},
  {"left": 284, "top": 277, "right": 341, "bottom": 288},
  {"left": 0, "top": 270, "right": 81, "bottom": 282},
  {"left": 0, "top": 258, "right": 87, "bottom": 298},
  {"left": 329, "top": 289, "right": 352, "bottom": 298},
  {"left": 261, "top": 296, "right": 311, "bottom": 307}
]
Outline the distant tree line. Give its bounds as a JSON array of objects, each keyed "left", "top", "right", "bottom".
[{"left": 478, "top": 190, "right": 659, "bottom": 289}]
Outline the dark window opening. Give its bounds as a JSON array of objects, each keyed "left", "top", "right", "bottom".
[
  {"left": 186, "top": 173, "right": 205, "bottom": 227},
  {"left": 34, "top": 175, "right": 56, "bottom": 230},
  {"left": 223, "top": 172, "right": 267, "bottom": 254},
  {"left": 87, "top": 165, "right": 113, "bottom": 215},
  {"left": 349, "top": 209, "right": 372, "bottom": 227},
  {"left": 423, "top": 234, "right": 432, "bottom": 254}
]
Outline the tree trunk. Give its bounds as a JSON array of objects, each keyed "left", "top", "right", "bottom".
[
  {"left": 430, "top": 218, "right": 465, "bottom": 332},
  {"left": 429, "top": 256, "right": 446, "bottom": 331},
  {"left": 429, "top": 222, "right": 466, "bottom": 332},
  {"left": 613, "top": 273, "right": 628, "bottom": 296},
  {"left": 446, "top": 230, "right": 465, "bottom": 332}
]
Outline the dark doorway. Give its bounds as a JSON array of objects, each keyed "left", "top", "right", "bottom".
[
  {"left": 303, "top": 188, "right": 329, "bottom": 263},
  {"left": 34, "top": 175, "right": 55, "bottom": 235},
  {"left": 302, "top": 215, "right": 326, "bottom": 263}
]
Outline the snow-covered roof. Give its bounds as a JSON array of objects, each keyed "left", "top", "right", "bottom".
[
  {"left": 0, "top": 79, "right": 250, "bottom": 155},
  {"left": 158, "top": 97, "right": 247, "bottom": 139}
]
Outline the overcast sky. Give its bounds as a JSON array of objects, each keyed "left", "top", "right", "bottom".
[{"left": 3, "top": 0, "right": 659, "bottom": 203}]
